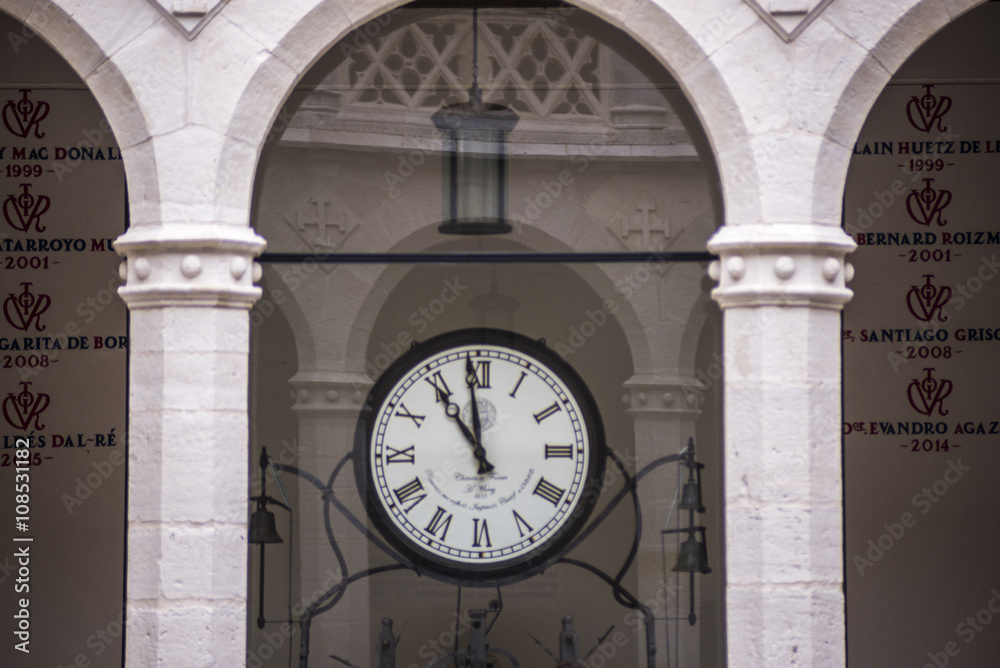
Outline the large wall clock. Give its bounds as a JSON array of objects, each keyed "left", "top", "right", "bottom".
[{"left": 355, "top": 328, "right": 607, "bottom": 584}]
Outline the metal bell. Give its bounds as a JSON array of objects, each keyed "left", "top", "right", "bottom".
[
  {"left": 672, "top": 537, "right": 701, "bottom": 572},
  {"left": 672, "top": 536, "right": 711, "bottom": 574},
  {"left": 248, "top": 508, "right": 283, "bottom": 544},
  {"left": 678, "top": 480, "right": 702, "bottom": 511}
]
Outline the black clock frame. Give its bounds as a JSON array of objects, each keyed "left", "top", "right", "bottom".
[{"left": 354, "top": 327, "right": 608, "bottom": 585}]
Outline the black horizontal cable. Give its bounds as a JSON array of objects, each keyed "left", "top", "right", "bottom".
[{"left": 258, "top": 251, "right": 717, "bottom": 264}]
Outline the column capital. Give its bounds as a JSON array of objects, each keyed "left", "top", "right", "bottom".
[
  {"left": 115, "top": 223, "right": 267, "bottom": 310},
  {"left": 707, "top": 223, "right": 856, "bottom": 310},
  {"left": 289, "top": 371, "right": 373, "bottom": 417},
  {"left": 623, "top": 374, "right": 704, "bottom": 419}
]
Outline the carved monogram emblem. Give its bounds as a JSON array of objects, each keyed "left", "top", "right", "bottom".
[
  {"left": 906, "top": 179, "right": 951, "bottom": 227},
  {"left": 2, "top": 89, "right": 49, "bottom": 139},
  {"left": 3, "top": 183, "right": 50, "bottom": 233},
  {"left": 906, "top": 275, "right": 950, "bottom": 324},
  {"left": 906, "top": 85, "right": 952, "bottom": 134},
  {"left": 4, "top": 283, "right": 51, "bottom": 332},
  {"left": 907, "top": 368, "right": 952, "bottom": 417},
  {"left": 3, "top": 382, "right": 51, "bottom": 431}
]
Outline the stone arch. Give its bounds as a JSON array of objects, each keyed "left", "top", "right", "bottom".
[
  {"left": 243, "top": 6, "right": 732, "bottom": 665},
  {"left": 238, "top": 1, "right": 736, "bottom": 413},
  {"left": 226, "top": 0, "right": 748, "bottom": 233},
  {"left": 815, "top": 0, "right": 990, "bottom": 226},
  {"left": 0, "top": 0, "right": 158, "bottom": 215}
]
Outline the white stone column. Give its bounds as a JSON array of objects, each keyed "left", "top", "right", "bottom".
[
  {"left": 708, "top": 223, "right": 854, "bottom": 667},
  {"left": 116, "top": 224, "right": 266, "bottom": 668}
]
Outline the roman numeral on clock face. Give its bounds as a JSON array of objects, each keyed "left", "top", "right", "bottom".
[
  {"left": 393, "top": 477, "right": 427, "bottom": 512},
  {"left": 467, "top": 360, "right": 491, "bottom": 388},
  {"left": 533, "top": 477, "right": 566, "bottom": 506},
  {"left": 395, "top": 403, "right": 425, "bottom": 427},
  {"left": 512, "top": 510, "right": 533, "bottom": 538},
  {"left": 533, "top": 402, "right": 562, "bottom": 423},
  {"left": 509, "top": 371, "right": 527, "bottom": 398},
  {"left": 472, "top": 518, "right": 491, "bottom": 548},
  {"left": 425, "top": 371, "right": 452, "bottom": 401},
  {"left": 425, "top": 506, "right": 453, "bottom": 540},
  {"left": 385, "top": 445, "right": 415, "bottom": 464},
  {"left": 544, "top": 444, "right": 573, "bottom": 459}
]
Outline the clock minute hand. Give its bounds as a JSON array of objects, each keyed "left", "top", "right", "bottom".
[
  {"left": 466, "top": 356, "right": 484, "bottom": 449},
  {"left": 437, "top": 387, "right": 495, "bottom": 474}
]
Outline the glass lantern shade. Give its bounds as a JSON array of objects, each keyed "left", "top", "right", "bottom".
[{"left": 432, "top": 94, "right": 519, "bottom": 234}]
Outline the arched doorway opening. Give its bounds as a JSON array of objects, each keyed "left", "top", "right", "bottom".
[{"left": 248, "top": 3, "right": 725, "bottom": 666}]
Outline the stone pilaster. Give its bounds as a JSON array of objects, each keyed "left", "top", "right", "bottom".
[
  {"left": 623, "top": 375, "right": 703, "bottom": 668},
  {"left": 116, "top": 223, "right": 266, "bottom": 668},
  {"left": 288, "top": 371, "right": 373, "bottom": 666},
  {"left": 708, "top": 223, "right": 855, "bottom": 667}
]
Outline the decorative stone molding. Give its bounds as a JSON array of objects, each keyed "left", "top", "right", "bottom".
[
  {"left": 622, "top": 375, "right": 704, "bottom": 419},
  {"left": 743, "top": 0, "right": 834, "bottom": 42},
  {"left": 340, "top": 11, "right": 607, "bottom": 120},
  {"left": 146, "top": 0, "right": 228, "bottom": 40},
  {"left": 115, "top": 224, "right": 266, "bottom": 309},
  {"left": 291, "top": 194, "right": 359, "bottom": 253},
  {"left": 610, "top": 104, "right": 670, "bottom": 129},
  {"left": 707, "top": 224, "right": 856, "bottom": 310},
  {"left": 617, "top": 190, "right": 670, "bottom": 250},
  {"left": 289, "top": 371, "right": 374, "bottom": 417}
]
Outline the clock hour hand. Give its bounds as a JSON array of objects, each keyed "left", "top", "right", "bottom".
[{"left": 436, "top": 387, "right": 494, "bottom": 474}]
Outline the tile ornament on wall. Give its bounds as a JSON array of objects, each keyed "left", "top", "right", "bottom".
[
  {"left": 145, "top": 0, "right": 228, "bottom": 39},
  {"left": 293, "top": 195, "right": 358, "bottom": 252},
  {"left": 617, "top": 190, "right": 669, "bottom": 249},
  {"left": 743, "top": 0, "right": 834, "bottom": 42}
]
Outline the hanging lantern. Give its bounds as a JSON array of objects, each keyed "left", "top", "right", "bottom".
[
  {"left": 433, "top": 94, "right": 518, "bottom": 234},
  {"left": 432, "top": 7, "right": 519, "bottom": 235}
]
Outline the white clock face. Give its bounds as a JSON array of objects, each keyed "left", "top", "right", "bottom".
[{"left": 362, "top": 331, "right": 604, "bottom": 579}]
